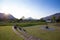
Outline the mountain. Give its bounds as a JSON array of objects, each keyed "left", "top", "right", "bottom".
[
  {"left": 26, "top": 17, "right": 34, "bottom": 20},
  {"left": 43, "top": 13, "right": 60, "bottom": 20},
  {"left": 24, "top": 17, "right": 37, "bottom": 20},
  {"left": 23, "top": 17, "right": 34, "bottom": 20},
  {"left": 0, "top": 13, "right": 15, "bottom": 20}
]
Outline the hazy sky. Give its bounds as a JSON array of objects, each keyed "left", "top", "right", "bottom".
[{"left": 0, "top": 0, "right": 60, "bottom": 19}]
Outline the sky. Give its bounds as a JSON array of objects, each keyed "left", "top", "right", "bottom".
[{"left": 0, "top": 0, "right": 60, "bottom": 19}]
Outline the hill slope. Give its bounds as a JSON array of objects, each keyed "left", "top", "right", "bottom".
[
  {"left": 0, "top": 13, "right": 15, "bottom": 20},
  {"left": 43, "top": 13, "right": 60, "bottom": 20},
  {"left": 0, "top": 26, "right": 23, "bottom": 40}
]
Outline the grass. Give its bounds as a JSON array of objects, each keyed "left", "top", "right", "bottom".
[
  {"left": 23, "top": 25, "right": 60, "bottom": 40},
  {"left": 0, "top": 22, "right": 46, "bottom": 40},
  {"left": 0, "top": 23, "right": 60, "bottom": 40},
  {"left": 0, "top": 22, "right": 46, "bottom": 27},
  {"left": 0, "top": 26, "right": 23, "bottom": 40}
]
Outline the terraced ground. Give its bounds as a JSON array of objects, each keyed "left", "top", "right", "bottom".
[
  {"left": 23, "top": 25, "right": 60, "bottom": 40},
  {"left": 0, "top": 26, "right": 23, "bottom": 40},
  {"left": 0, "top": 24, "right": 60, "bottom": 40},
  {"left": 12, "top": 26, "right": 40, "bottom": 40}
]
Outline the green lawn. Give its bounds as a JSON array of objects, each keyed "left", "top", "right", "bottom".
[
  {"left": 0, "top": 26, "right": 23, "bottom": 40},
  {"left": 23, "top": 25, "right": 60, "bottom": 40},
  {"left": 0, "top": 22, "right": 46, "bottom": 27},
  {"left": 0, "top": 23, "right": 60, "bottom": 40}
]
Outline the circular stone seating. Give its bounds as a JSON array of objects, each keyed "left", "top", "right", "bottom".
[{"left": 40, "top": 26, "right": 55, "bottom": 31}]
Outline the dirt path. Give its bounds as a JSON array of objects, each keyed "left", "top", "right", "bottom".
[
  {"left": 12, "top": 26, "right": 26, "bottom": 39},
  {"left": 12, "top": 26, "right": 41, "bottom": 40}
]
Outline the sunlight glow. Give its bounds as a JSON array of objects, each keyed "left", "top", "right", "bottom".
[
  {"left": 0, "top": 0, "right": 60, "bottom": 19},
  {"left": 0, "top": 4, "right": 31, "bottom": 19}
]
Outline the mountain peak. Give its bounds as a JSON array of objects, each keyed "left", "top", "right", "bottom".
[
  {"left": 43, "top": 13, "right": 60, "bottom": 20},
  {"left": 54, "top": 13, "right": 60, "bottom": 15},
  {"left": 0, "top": 13, "right": 15, "bottom": 20}
]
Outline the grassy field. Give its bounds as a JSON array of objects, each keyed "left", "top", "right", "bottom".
[
  {"left": 0, "top": 22, "right": 46, "bottom": 27},
  {"left": 23, "top": 25, "right": 60, "bottom": 40},
  {"left": 0, "top": 22, "right": 46, "bottom": 40},
  {"left": 0, "top": 23, "right": 60, "bottom": 40},
  {"left": 0, "top": 26, "right": 23, "bottom": 40}
]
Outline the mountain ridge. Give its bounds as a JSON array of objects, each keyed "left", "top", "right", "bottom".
[
  {"left": 43, "top": 13, "right": 60, "bottom": 20},
  {"left": 0, "top": 13, "right": 15, "bottom": 20}
]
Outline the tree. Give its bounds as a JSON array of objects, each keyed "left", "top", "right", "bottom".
[
  {"left": 52, "top": 16, "right": 56, "bottom": 23},
  {"left": 40, "top": 18, "right": 46, "bottom": 22},
  {"left": 56, "top": 16, "right": 60, "bottom": 22},
  {"left": 21, "top": 16, "right": 25, "bottom": 20},
  {"left": 18, "top": 16, "right": 25, "bottom": 22}
]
